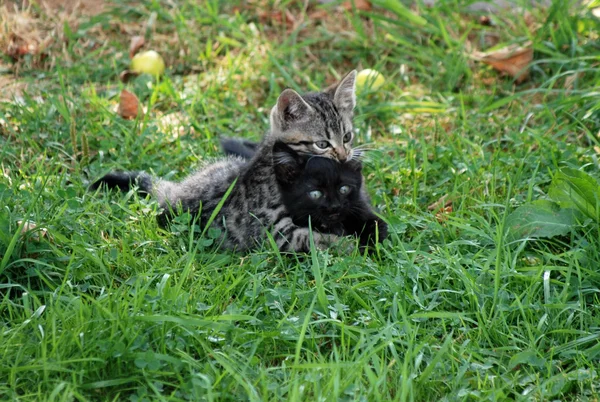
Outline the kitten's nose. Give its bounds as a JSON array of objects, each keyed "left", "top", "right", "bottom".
[
  {"left": 327, "top": 203, "right": 341, "bottom": 212},
  {"left": 335, "top": 147, "right": 347, "bottom": 162}
]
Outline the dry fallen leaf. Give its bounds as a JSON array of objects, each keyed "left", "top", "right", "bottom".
[
  {"left": 118, "top": 89, "right": 141, "bottom": 120},
  {"left": 119, "top": 69, "right": 140, "bottom": 83},
  {"left": 435, "top": 206, "right": 453, "bottom": 223},
  {"left": 6, "top": 34, "right": 37, "bottom": 60},
  {"left": 340, "top": 0, "right": 372, "bottom": 11},
  {"left": 473, "top": 42, "right": 533, "bottom": 83},
  {"left": 564, "top": 72, "right": 583, "bottom": 92},
  {"left": 17, "top": 220, "right": 47, "bottom": 241},
  {"left": 129, "top": 35, "right": 145, "bottom": 58},
  {"left": 308, "top": 9, "right": 330, "bottom": 19},
  {"left": 427, "top": 195, "right": 452, "bottom": 211},
  {"left": 257, "top": 9, "right": 296, "bottom": 25}
]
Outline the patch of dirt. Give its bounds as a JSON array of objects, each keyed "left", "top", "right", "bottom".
[
  {"left": 16, "top": 0, "right": 107, "bottom": 16},
  {"left": 0, "top": 0, "right": 110, "bottom": 101},
  {"left": 0, "top": 74, "right": 28, "bottom": 101}
]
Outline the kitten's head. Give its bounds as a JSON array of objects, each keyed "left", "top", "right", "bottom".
[
  {"left": 269, "top": 71, "right": 357, "bottom": 162},
  {"left": 273, "top": 141, "right": 363, "bottom": 231}
]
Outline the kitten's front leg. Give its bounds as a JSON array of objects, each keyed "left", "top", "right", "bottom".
[
  {"left": 343, "top": 208, "right": 388, "bottom": 248},
  {"left": 275, "top": 225, "right": 340, "bottom": 253}
]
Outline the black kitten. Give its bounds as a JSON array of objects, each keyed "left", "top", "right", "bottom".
[
  {"left": 273, "top": 142, "right": 387, "bottom": 248},
  {"left": 219, "top": 137, "right": 260, "bottom": 160}
]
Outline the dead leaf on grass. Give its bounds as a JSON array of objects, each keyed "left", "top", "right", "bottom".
[
  {"left": 257, "top": 9, "right": 296, "bottom": 25},
  {"left": 118, "top": 89, "right": 141, "bottom": 120},
  {"left": 129, "top": 35, "right": 145, "bottom": 58},
  {"left": 564, "top": 72, "right": 583, "bottom": 92},
  {"left": 308, "top": 9, "right": 330, "bottom": 19},
  {"left": 6, "top": 36, "right": 37, "bottom": 59},
  {"left": 340, "top": 0, "right": 372, "bottom": 12},
  {"left": 427, "top": 195, "right": 452, "bottom": 211},
  {"left": 472, "top": 41, "right": 533, "bottom": 83},
  {"left": 119, "top": 69, "right": 139, "bottom": 83},
  {"left": 17, "top": 220, "right": 48, "bottom": 241},
  {"left": 435, "top": 206, "right": 453, "bottom": 223}
]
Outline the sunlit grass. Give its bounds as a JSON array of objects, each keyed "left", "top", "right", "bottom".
[{"left": 1, "top": 0, "right": 599, "bottom": 400}]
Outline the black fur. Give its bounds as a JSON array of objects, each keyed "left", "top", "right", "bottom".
[
  {"left": 219, "top": 137, "right": 259, "bottom": 160},
  {"left": 273, "top": 142, "right": 387, "bottom": 248},
  {"left": 89, "top": 171, "right": 152, "bottom": 195}
]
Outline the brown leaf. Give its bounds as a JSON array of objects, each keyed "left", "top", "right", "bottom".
[
  {"left": 308, "top": 9, "right": 330, "bottom": 19},
  {"left": 129, "top": 35, "right": 145, "bottom": 58},
  {"left": 17, "top": 220, "right": 47, "bottom": 241},
  {"left": 435, "top": 206, "right": 453, "bottom": 223},
  {"left": 473, "top": 42, "right": 533, "bottom": 83},
  {"left": 478, "top": 16, "right": 492, "bottom": 26},
  {"left": 6, "top": 34, "right": 37, "bottom": 59},
  {"left": 119, "top": 69, "right": 140, "bottom": 83},
  {"left": 118, "top": 89, "right": 141, "bottom": 120},
  {"left": 340, "top": 0, "right": 372, "bottom": 11},
  {"left": 564, "top": 72, "right": 583, "bottom": 92},
  {"left": 427, "top": 195, "right": 452, "bottom": 211},
  {"left": 258, "top": 9, "right": 296, "bottom": 25}
]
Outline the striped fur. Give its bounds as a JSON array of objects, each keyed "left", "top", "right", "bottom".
[
  {"left": 90, "top": 72, "right": 371, "bottom": 252},
  {"left": 91, "top": 142, "right": 338, "bottom": 252},
  {"left": 268, "top": 71, "right": 358, "bottom": 162}
]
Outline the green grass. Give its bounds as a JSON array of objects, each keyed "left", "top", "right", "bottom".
[{"left": 1, "top": 0, "right": 600, "bottom": 400}]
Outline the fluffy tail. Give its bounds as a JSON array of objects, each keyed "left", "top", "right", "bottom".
[
  {"left": 219, "top": 137, "right": 259, "bottom": 160},
  {"left": 89, "top": 171, "right": 153, "bottom": 195}
]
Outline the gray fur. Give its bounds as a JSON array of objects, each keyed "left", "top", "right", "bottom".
[
  {"left": 92, "top": 72, "right": 364, "bottom": 252},
  {"left": 147, "top": 141, "right": 338, "bottom": 252}
]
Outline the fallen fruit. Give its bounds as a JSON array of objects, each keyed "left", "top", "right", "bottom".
[
  {"left": 356, "top": 69, "right": 385, "bottom": 91},
  {"left": 131, "top": 50, "right": 165, "bottom": 77}
]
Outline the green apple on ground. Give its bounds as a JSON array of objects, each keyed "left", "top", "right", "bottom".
[
  {"left": 355, "top": 68, "right": 385, "bottom": 91},
  {"left": 130, "top": 50, "right": 165, "bottom": 77}
]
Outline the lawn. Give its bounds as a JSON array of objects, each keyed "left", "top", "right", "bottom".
[{"left": 1, "top": 0, "right": 600, "bottom": 400}]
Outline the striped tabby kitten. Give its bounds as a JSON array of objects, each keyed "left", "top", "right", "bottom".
[
  {"left": 268, "top": 70, "right": 358, "bottom": 162},
  {"left": 90, "top": 74, "right": 364, "bottom": 252}
]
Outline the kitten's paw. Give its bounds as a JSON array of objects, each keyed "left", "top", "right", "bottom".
[
  {"left": 359, "top": 218, "right": 388, "bottom": 249},
  {"left": 312, "top": 232, "right": 340, "bottom": 250}
]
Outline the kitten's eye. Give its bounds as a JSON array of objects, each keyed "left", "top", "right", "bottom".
[
  {"left": 308, "top": 190, "right": 323, "bottom": 199},
  {"left": 314, "top": 141, "right": 330, "bottom": 150},
  {"left": 339, "top": 185, "right": 351, "bottom": 195},
  {"left": 343, "top": 132, "right": 352, "bottom": 143}
]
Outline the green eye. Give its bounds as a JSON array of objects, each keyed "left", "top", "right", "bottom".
[
  {"left": 339, "top": 185, "right": 351, "bottom": 195},
  {"left": 343, "top": 132, "right": 352, "bottom": 143},
  {"left": 308, "top": 190, "right": 323, "bottom": 199},
  {"left": 315, "top": 141, "right": 329, "bottom": 150}
]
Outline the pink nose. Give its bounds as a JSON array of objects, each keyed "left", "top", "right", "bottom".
[{"left": 336, "top": 148, "right": 347, "bottom": 162}]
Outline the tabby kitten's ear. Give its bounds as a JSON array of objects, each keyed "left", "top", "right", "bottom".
[
  {"left": 270, "top": 89, "right": 313, "bottom": 131},
  {"left": 325, "top": 70, "right": 357, "bottom": 114},
  {"left": 273, "top": 141, "right": 305, "bottom": 185}
]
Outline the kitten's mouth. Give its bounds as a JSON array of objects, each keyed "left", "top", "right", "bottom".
[{"left": 325, "top": 213, "right": 342, "bottom": 222}]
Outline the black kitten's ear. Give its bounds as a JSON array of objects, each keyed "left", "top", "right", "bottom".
[
  {"left": 325, "top": 70, "right": 357, "bottom": 113},
  {"left": 273, "top": 141, "right": 304, "bottom": 184}
]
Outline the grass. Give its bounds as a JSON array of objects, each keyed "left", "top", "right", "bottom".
[{"left": 1, "top": 0, "right": 600, "bottom": 400}]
